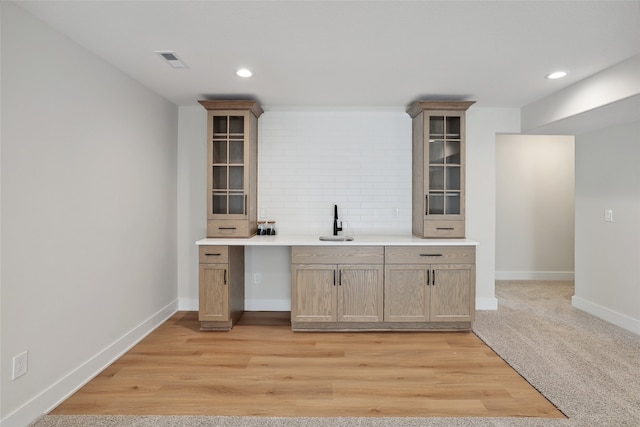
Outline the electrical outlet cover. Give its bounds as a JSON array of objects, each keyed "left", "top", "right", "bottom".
[
  {"left": 605, "top": 209, "right": 613, "bottom": 222},
  {"left": 13, "top": 351, "right": 28, "bottom": 380}
]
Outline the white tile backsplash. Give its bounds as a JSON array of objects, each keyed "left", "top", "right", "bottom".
[{"left": 258, "top": 110, "right": 412, "bottom": 235}]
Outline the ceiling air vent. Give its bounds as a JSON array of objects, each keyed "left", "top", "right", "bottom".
[{"left": 155, "top": 51, "right": 188, "bottom": 69}]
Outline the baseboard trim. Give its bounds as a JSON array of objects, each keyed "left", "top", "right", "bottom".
[
  {"left": 245, "top": 298, "right": 291, "bottom": 311},
  {"left": 572, "top": 295, "right": 640, "bottom": 336},
  {"left": 495, "top": 271, "right": 574, "bottom": 281},
  {"left": 476, "top": 297, "right": 498, "bottom": 310},
  {"left": 1, "top": 300, "right": 178, "bottom": 427}
]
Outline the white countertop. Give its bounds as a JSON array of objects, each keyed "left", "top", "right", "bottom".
[{"left": 196, "top": 234, "right": 479, "bottom": 246}]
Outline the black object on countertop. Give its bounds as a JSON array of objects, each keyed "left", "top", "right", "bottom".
[{"left": 333, "top": 204, "right": 343, "bottom": 236}]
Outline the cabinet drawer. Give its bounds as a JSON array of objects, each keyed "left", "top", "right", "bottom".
[
  {"left": 385, "top": 246, "right": 475, "bottom": 264},
  {"left": 199, "top": 246, "right": 229, "bottom": 264},
  {"left": 423, "top": 220, "right": 465, "bottom": 238},
  {"left": 292, "top": 246, "right": 384, "bottom": 264},
  {"left": 207, "top": 220, "right": 250, "bottom": 238}
]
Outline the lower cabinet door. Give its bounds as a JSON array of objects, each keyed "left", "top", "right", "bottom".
[
  {"left": 430, "top": 264, "right": 475, "bottom": 322},
  {"left": 384, "top": 265, "right": 429, "bottom": 322},
  {"left": 291, "top": 264, "right": 337, "bottom": 322},
  {"left": 338, "top": 265, "right": 384, "bottom": 322},
  {"left": 199, "top": 264, "right": 229, "bottom": 322}
]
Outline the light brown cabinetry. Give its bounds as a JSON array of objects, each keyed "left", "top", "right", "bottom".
[
  {"left": 199, "top": 100, "right": 263, "bottom": 238},
  {"left": 198, "top": 245, "right": 244, "bottom": 330},
  {"left": 291, "top": 246, "right": 384, "bottom": 330},
  {"left": 291, "top": 244, "right": 475, "bottom": 331},
  {"left": 407, "top": 101, "right": 475, "bottom": 238},
  {"left": 385, "top": 246, "right": 475, "bottom": 325}
]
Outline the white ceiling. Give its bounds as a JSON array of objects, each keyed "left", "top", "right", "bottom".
[{"left": 15, "top": 0, "right": 640, "bottom": 109}]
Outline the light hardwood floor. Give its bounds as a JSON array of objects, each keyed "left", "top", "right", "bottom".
[{"left": 51, "top": 311, "right": 564, "bottom": 418}]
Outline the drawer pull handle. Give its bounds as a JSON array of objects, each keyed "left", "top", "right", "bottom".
[
  {"left": 420, "top": 254, "right": 443, "bottom": 257},
  {"left": 218, "top": 227, "right": 237, "bottom": 230},
  {"left": 436, "top": 227, "right": 455, "bottom": 230},
  {"left": 205, "top": 253, "right": 221, "bottom": 256}
]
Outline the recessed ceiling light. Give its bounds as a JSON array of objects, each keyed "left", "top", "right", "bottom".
[
  {"left": 155, "top": 51, "right": 188, "bottom": 69},
  {"left": 546, "top": 71, "right": 567, "bottom": 80},
  {"left": 236, "top": 68, "right": 253, "bottom": 78}
]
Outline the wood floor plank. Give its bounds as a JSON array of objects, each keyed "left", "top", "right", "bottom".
[{"left": 50, "top": 311, "right": 565, "bottom": 418}]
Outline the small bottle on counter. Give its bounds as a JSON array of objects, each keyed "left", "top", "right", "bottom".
[
  {"left": 267, "top": 220, "right": 277, "bottom": 235},
  {"left": 257, "top": 220, "right": 267, "bottom": 236}
]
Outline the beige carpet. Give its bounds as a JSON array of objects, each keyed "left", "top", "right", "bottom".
[{"left": 31, "top": 281, "right": 640, "bottom": 427}]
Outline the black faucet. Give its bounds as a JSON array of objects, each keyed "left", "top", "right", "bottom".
[{"left": 333, "top": 204, "right": 343, "bottom": 236}]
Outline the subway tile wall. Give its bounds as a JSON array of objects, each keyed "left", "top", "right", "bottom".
[{"left": 257, "top": 110, "right": 413, "bottom": 235}]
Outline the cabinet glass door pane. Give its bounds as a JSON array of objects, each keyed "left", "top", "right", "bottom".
[
  {"left": 213, "top": 116, "right": 227, "bottom": 134},
  {"left": 428, "top": 193, "right": 444, "bottom": 215},
  {"left": 445, "top": 141, "right": 461, "bottom": 164},
  {"left": 229, "top": 140, "right": 244, "bottom": 164},
  {"left": 229, "top": 166, "right": 244, "bottom": 190},
  {"left": 430, "top": 116, "right": 445, "bottom": 136},
  {"left": 446, "top": 166, "right": 461, "bottom": 190},
  {"left": 229, "top": 116, "right": 244, "bottom": 134},
  {"left": 213, "top": 141, "right": 227, "bottom": 164},
  {"left": 446, "top": 193, "right": 460, "bottom": 214},
  {"left": 445, "top": 117, "right": 461, "bottom": 137},
  {"left": 213, "top": 166, "right": 227, "bottom": 189},
  {"left": 212, "top": 193, "right": 227, "bottom": 214},
  {"left": 229, "top": 193, "right": 244, "bottom": 214},
  {"left": 429, "top": 140, "right": 445, "bottom": 164},
  {"left": 429, "top": 166, "right": 444, "bottom": 190}
]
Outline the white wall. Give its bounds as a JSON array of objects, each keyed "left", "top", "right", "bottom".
[
  {"left": 177, "top": 106, "right": 520, "bottom": 312},
  {"left": 1, "top": 3, "right": 179, "bottom": 426},
  {"left": 466, "top": 108, "right": 522, "bottom": 309},
  {"left": 496, "top": 134, "right": 575, "bottom": 280},
  {"left": 522, "top": 54, "right": 640, "bottom": 335},
  {"left": 573, "top": 121, "right": 640, "bottom": 334},
  {"left": 177, "top": 107, "right": 207, "bottom": 309}
]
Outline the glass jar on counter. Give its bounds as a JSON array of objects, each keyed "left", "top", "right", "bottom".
[
  {"left": 257, "top": 220, "right": 267, "bottom": 236},
  {"left": 267, "top": 220, "right": 277, "bottom": 235}
]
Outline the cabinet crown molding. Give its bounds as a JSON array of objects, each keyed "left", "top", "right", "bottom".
[
  {"left": 406, "top": 100, "right": 476, "bottom": 118},
  {"left": 198, "top": 100, "right": 264, "bottom": 118}
]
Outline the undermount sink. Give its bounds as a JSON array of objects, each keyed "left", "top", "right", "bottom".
[{"left": 319, "top": 235, "right": 355, "bottom": 241}]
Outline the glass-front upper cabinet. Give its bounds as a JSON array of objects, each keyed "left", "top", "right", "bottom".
[
  {"left": 407, "top": 101, "right": 474, "bottom": 239},
  {"left": 212, "top": 115, "right": 246, "bottom": 215},
  {"left": 428, "top": 115, "right": 462, "bottom": 216},
  {"left": 199, "top": 100, "right": 263, "bottom": 238}
]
